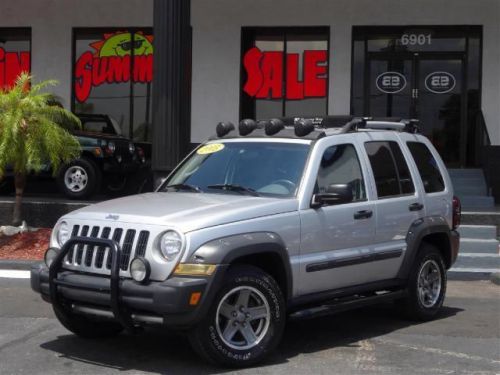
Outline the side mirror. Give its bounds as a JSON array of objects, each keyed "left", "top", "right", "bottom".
[{"left": 311, "top": 183, "right": 353, "bottom": 207}]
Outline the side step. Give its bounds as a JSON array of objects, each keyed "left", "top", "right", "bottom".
[{"left": 289, "top": 289, "right": 405, "bottom": 321}]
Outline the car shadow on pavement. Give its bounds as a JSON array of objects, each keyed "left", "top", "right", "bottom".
[{"left": 39, "top": 302, "right": 463, "bottom": 374}]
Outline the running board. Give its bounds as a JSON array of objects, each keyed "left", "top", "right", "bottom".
[{"left": 289, "top": 289, "right": 406, "bottom": 321}]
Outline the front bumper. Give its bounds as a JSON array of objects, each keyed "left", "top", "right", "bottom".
[{"left": 31, "top": 237, "right": 225, "bottom": 330}]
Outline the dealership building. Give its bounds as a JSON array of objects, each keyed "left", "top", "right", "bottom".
[{"left": 0, "top": 0, "right": 499, "bottom": 203}]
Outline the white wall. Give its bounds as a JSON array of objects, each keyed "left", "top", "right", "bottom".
[
  {"left": 0, "top": 0, "right": 498, "bottom": 146},
  {"left": 0, "top": 0, "right": 153, "bottom": 108},
  {"left": 191, "top": 0, "right": 500, "bottom": 144}
]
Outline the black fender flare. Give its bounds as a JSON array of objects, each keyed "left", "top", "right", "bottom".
[
  {"left": 397, "top": 216, "right": 452, "bottom": 280},
  {"left": 188, "top": 232, "right": 293, "bottom": 300}
]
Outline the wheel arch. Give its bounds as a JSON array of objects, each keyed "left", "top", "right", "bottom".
[
  {"left": 189, "top": 232, "right": 293, "bottom": 301},
  {"left": 398, "top": 216, "right": 453, "bottom": 280}
]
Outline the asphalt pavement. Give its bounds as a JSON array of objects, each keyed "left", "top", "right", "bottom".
[{"left": 0, "top": 276, "right": 498, "bottom": 375}]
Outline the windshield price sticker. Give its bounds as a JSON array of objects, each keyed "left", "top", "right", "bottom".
[{"left": 197, "top": 143, "right": 225, "bottom": 155}]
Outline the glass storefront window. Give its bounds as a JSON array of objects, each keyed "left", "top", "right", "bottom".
[
  {"left": 72, "top": 28, "right": 153, "bottom": 142},
  {"left": 351, "top": 26, "right": 482, "bottom": 167},
  {"left": 0, "top": 28, "right": 30, "bottom": 88},
  {"left": 240, "top": 27, "right": 329, "bottom": 120}
]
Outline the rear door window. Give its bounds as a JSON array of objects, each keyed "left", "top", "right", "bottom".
[
  {"left": 407, "top": 142, "right": 445, "bottom": 193},
  {"left": 365, "top": 141, "right": 415, "bottom": 198}
]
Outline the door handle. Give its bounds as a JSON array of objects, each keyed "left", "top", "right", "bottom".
[
  {"left": 354, "top": 210, "right": 373, "bottom": 220},
  {"left": 409, "top": 202, "right": 424, "bottom": 211}
]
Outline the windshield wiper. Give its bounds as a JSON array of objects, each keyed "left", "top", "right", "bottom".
[
  {"left": 165, "top": 183, "right": 202, "bottom": 193},
  {"left": 207, "top": 184, "right": 259, "bottom": 196}
]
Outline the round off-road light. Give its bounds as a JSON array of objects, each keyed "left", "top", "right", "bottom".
[
  {"left": 44, "top": 248, "right": 60, "bottom": 268},
  {"left": 130, "top": 257, "right": 150, "bottom": 283}
]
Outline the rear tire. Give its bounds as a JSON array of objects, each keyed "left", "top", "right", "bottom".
[
  {"left": 399, "top": 243, "right": 447, "bottom": 321},
  {"left": 188, "top": 265, "right": 286, "bottom": 367},
  {"left": 53, "top": 306, "right": 123, "bottom": 338}
]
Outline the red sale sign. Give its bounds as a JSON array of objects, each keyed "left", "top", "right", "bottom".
[
  {"left": 0, "top": 48, "right": 30, "bottom": 89},
  {"left": 243, "top": 47, "right": 327, "bottom": 100}
]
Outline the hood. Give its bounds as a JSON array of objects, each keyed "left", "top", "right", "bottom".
[{"left": 63, "top": 192, "right": 298, "bottom": 233}]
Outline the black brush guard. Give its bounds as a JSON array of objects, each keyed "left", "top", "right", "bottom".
[{"left": 49, "top": 236, "right": 136, "bottom": 331}]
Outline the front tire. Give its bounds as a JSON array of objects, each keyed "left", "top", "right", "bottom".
[
  {"left": 57, "top": 158, "right": 101, "bottom": 199},
  {"left": 400, "top": 243, "right": 447, "bottom": 321},
  {"left": 188, "top": 265, "right": 286, "bottom": 367}
]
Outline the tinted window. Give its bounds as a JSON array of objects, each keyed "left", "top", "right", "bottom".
[
  {"left": 407, "top": 142, "right": 445, "bottom": 193},
  {"left": 365, "top": 141, "right": 415, "bottom": 198},
  {"left": 82, "top": 120, "right": 113, "bottom": 134},
  {"left": 73, "top": 28, "right": 153, "bottom": 142},
  {"left": 241, "top": 27, "right": 329, "bottom": 119},
  {"left": 316, "top": 144, "right": 366, "bottom": 202},
  {"left": 0, "top": 28, "right": 31, "bottom": 89}
]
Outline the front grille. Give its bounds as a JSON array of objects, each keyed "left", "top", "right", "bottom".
[{"left": 65, "top": 225, "right": 150, "bottom": 274}]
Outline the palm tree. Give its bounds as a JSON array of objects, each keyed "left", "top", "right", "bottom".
[{"left": 0, "top": 73, "right": 81, "bottom": 225}]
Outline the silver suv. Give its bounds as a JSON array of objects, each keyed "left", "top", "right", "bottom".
[{"left": 31, "top": 116, "right": 461, "bottom": 367}]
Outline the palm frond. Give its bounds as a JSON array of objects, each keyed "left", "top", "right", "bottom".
[{"left": 0, "top": 75, "right": 82, "bottom": 177}]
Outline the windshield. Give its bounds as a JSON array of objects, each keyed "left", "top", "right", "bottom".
[{"left": 161, "top": 141, "right": 310, "bottom": 197}]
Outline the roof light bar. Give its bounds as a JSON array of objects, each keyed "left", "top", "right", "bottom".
[
  {"left": 265, "top": 118, "right": 285, "bottom": 135},
  {"left": 239, "top": 119, "right": 258, "bottom": 136},
  {"left": 294, "top": 118, "right": 315, "bottom": 137},
  {"left": 216, "top": 121, "right": 235, "bottom": 137}
]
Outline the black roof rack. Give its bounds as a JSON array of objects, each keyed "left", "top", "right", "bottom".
[{"left": 210, "top": 116, "right": 419, "bottom": 140}]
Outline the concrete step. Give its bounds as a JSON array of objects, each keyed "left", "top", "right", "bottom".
[
  {"left": 454, "top": 184, "right": 487, "bottom": 196},
  {"left": 459, "top": 238, "right": 499, "bottom": 254},
  {"left": 450, "top": 177, "right": 487, "bottom": 188},
  {"left": 458, "top": 225, "right": 497, "bottom": 239},
  {"left": 448, "top": 168, "right": 485, "bottom": 178},
  {"left": 451, "top": 253, "right": 500, "bottom": 270},
  {"left": 459, "top": 195, "right": 495, "bottom": 209}
]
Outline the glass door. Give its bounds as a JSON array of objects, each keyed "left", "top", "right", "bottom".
[
  {"left": 416, "top": 56, "right": 464, "bottom": 165},
  {"left": 366, "top": 53, "right": 465, "bottom": 165},
  {"left": 366, "top": 57, "right": 415, "bottom": 119}
]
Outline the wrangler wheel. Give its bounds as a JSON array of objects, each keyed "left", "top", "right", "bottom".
[
  {"left": 399, "top": 243, "right": 447, "bottom": 321},
  {"left": 188, "top": 265, "right": 285, "bottom": 367}
]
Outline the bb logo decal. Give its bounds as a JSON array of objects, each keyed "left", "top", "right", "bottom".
[
  {"left": 376, "top": 72, "right": 407, "bottom": 94},
  {"left": 424, "top": 72, "right": 456, "bottom": 94}
]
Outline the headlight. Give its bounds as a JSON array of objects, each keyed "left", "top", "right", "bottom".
[
  {"left": 128, "top": 142, "right": 135, "bottom": 154},
  {"left": 44, "top": 248, "right": 60, "bottom": 268},
  {"left": 159, "top": 230, "right": 183, "bottom": 261},
  {"left": 130, "top": 257, "right": 150, "bottom": 283},
  {"left": 56, "top": 221, "right": 70, "bottom": 246},
  {"left": 107, "top": 141, "right": 116, "bottom": 153}
]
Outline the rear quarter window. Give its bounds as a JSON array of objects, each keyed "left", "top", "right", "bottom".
[
  {"left": 364, "top": 141, "right": 415, "bottom": 198},
  {"left": 407, "top": 142, "right": 445, "bottom": 193}
]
